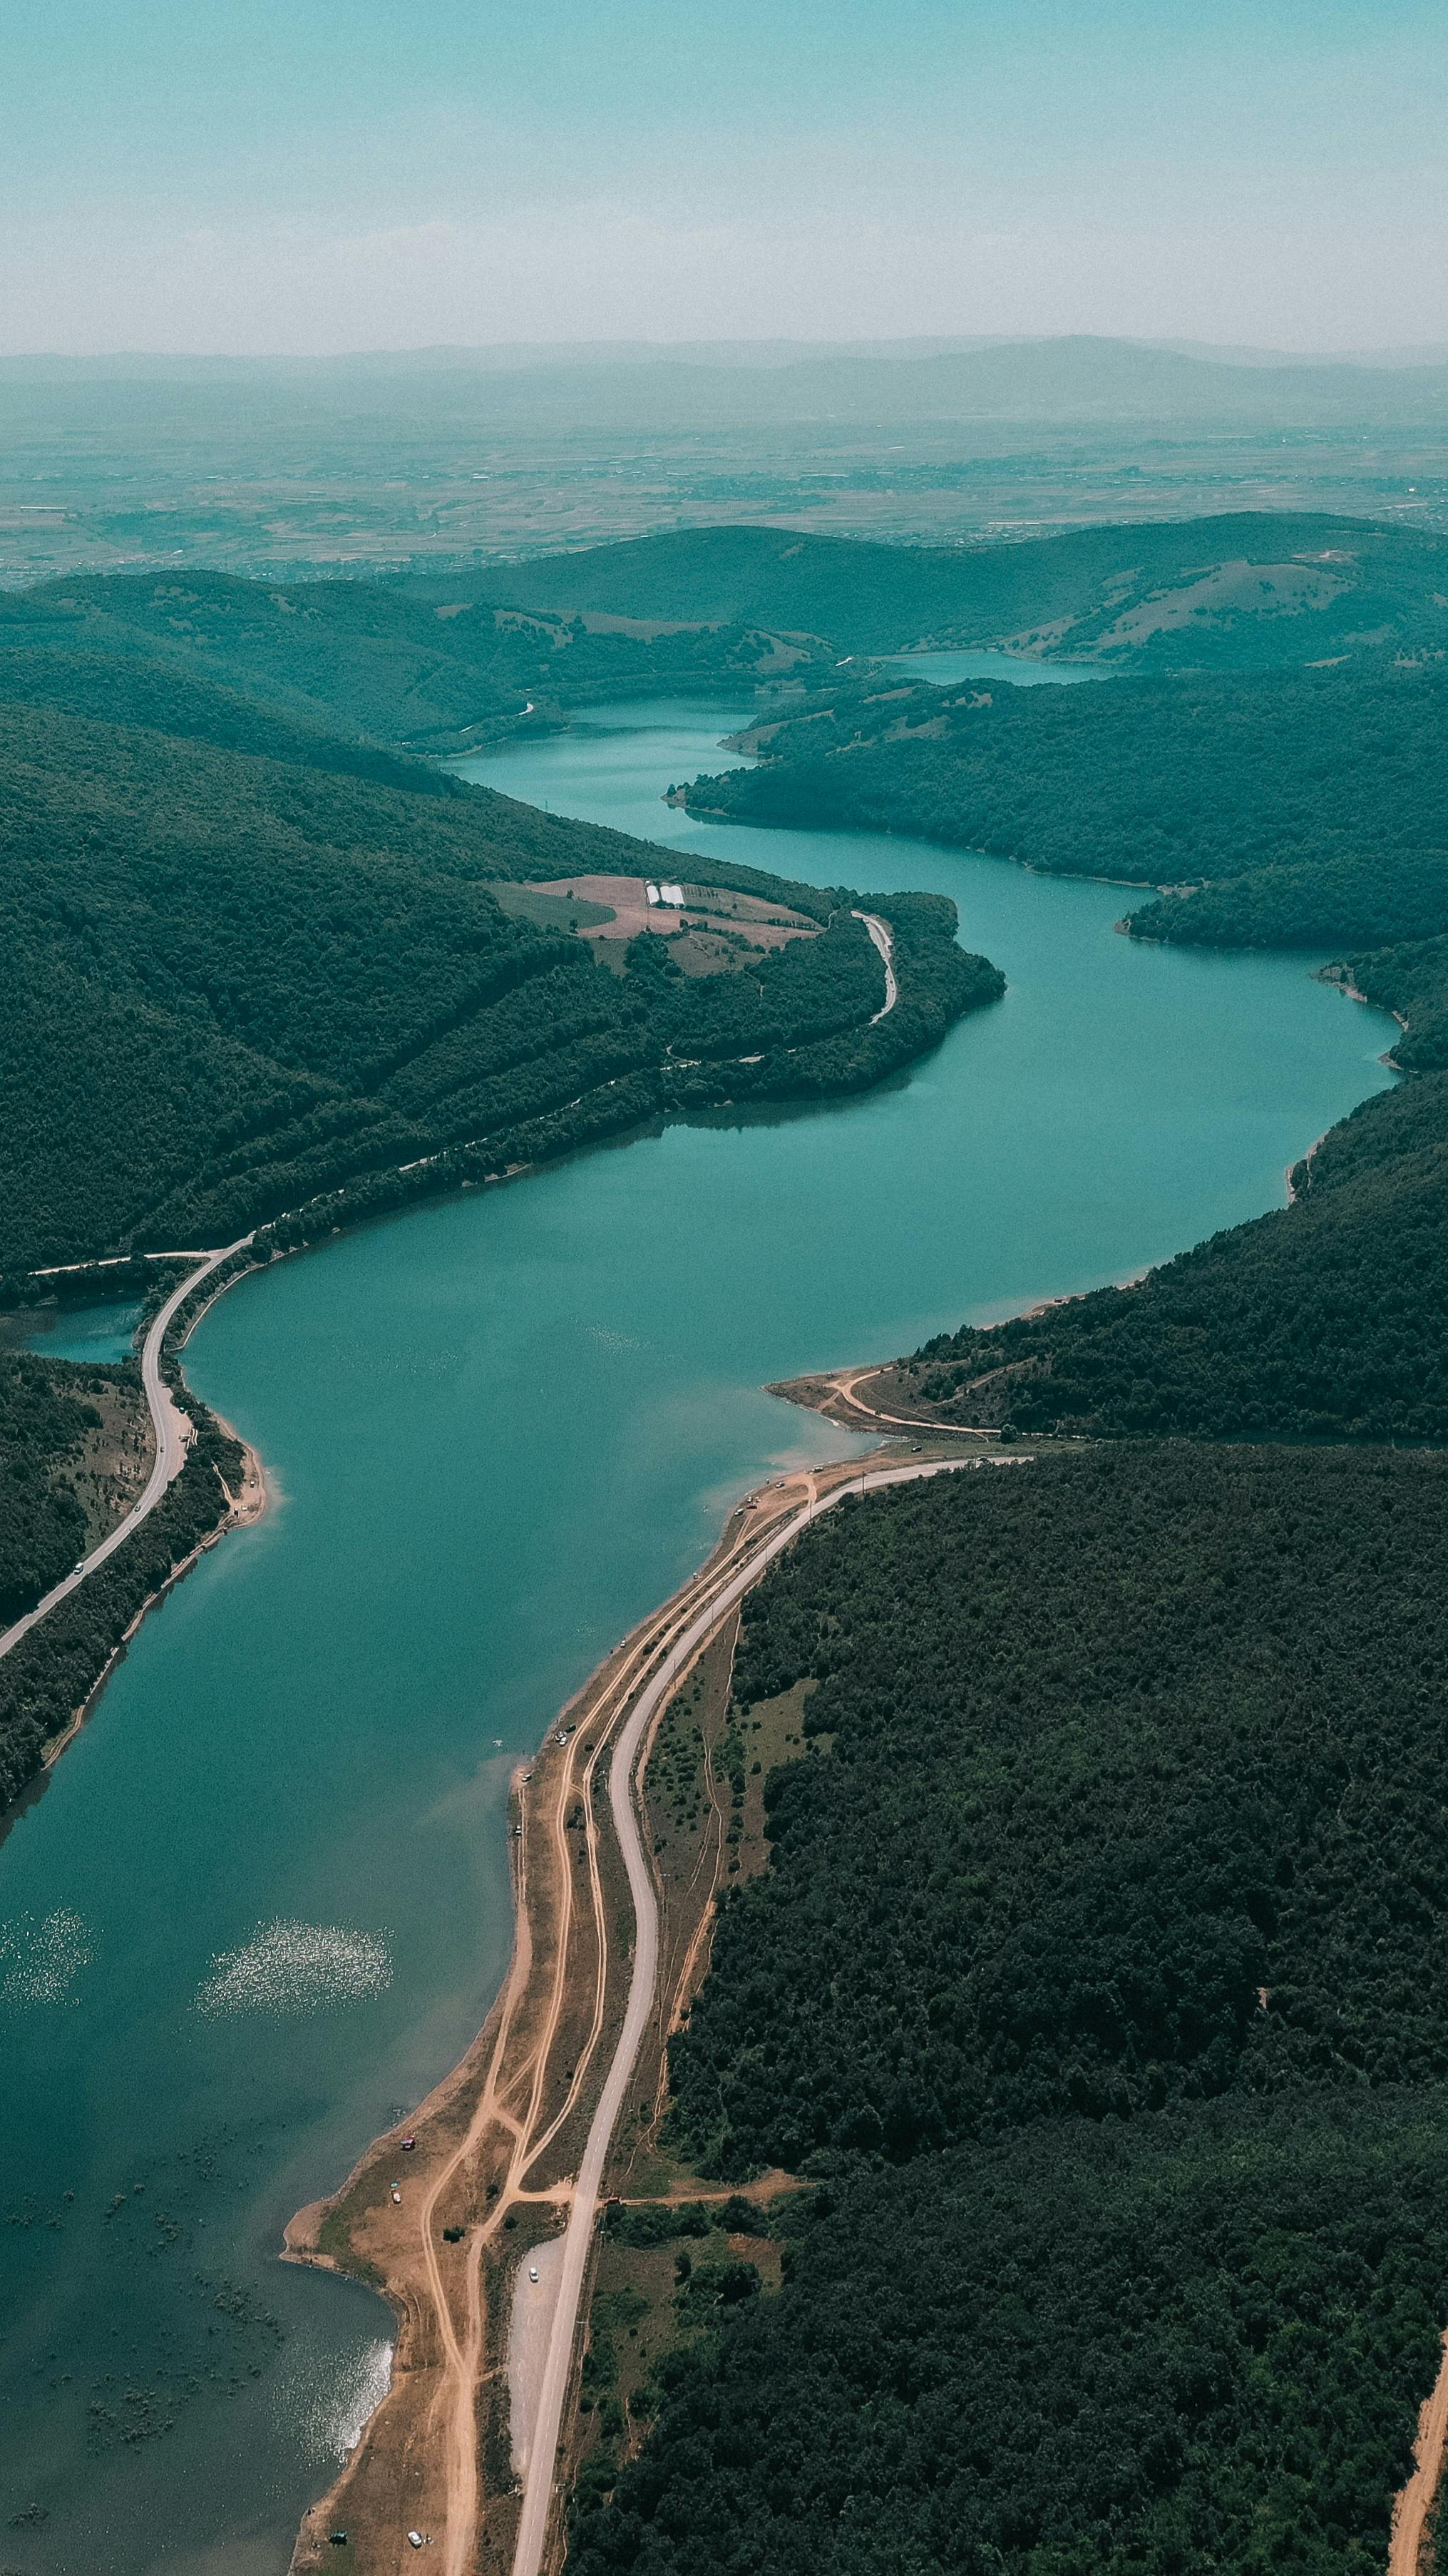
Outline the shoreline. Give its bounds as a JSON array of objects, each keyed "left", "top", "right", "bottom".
[
  {"left": 280, "top": 1440, "right": 1015, "bottom": 2576},
  {"left": 36, "top": 1424, "right": 268, "bottom": 1782}
]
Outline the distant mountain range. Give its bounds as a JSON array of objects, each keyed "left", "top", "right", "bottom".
[{"left": 3, "top": 337, "right": 1447, "bottom": 429}]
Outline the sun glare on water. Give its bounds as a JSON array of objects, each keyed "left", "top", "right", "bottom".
[
  {"left": 275, "top": 2334, "right": 396, "bottom": 2466},
  {"left": 195, "top": 1919, "right": 392, "bottom": 2016},
  {"left": 0, "top": 1907, "right": 91, "bottom": 2007}
]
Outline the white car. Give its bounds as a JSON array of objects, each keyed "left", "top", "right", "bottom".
[
  {"left": 406, "top": 2535, "right": 425, "bottom": 2552},
  {"left": 529, "top": 2264, "right": 540, "bottom": 2282}
]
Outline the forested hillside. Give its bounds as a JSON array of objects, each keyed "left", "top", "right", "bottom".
[
  {"left": 0, "top": 543, "right": 1005, "bottom": 1819},
  {"left": 464, "top": 511, "right": 1448, "bottom": 669},
  {"left": 577, "top": 2096, "right": 1448, "bottom": 2576},
  {"left": 0, "top": 1355, "right": 102, "bottom": 1622},
  {"left": 688, "top": 655, "right": 1444, "bottom": 966},
  {"left": 0, "top": 570, "right": 836, "bottom": 753},
  {"left": 701, "top": 658, "right": 1443, "bottom": 915},
  {"left": 0, "top": 1374, "right": 245, "bottom": 1809},
  {"left": 575, "top": 1447, "right": 1448, "bottom": 2573},
  {"left": 673, "top": 1448, "right": 1448, "bottom": 2165},
  {"left": 0, "top": 637, "right": 458, "bottom": 792},
  {"left": 0, "top": 701, "right": 995, "bottom": 1274},
  {"left": 567, "top": 525, "right": 1448, "bottom": 2567},
  {"left": 683, "top": 652, "right": 1448, "bottom": 1132}
]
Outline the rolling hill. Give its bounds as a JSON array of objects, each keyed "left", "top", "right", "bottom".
[
  {"left": 459, "top": 512, "right": 1448, "bottom": 670},
  {"left": 0, "top": 571, "right": 837, "bottom": 755},
  {"left": 0, "top": 699, "right": 994, "bottom": 1278}
]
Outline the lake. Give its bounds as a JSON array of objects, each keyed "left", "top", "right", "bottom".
[{"left": 0, "top": 694, "right": 1397, "bottom": 2574}]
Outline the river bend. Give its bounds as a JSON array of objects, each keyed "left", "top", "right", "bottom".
[{"left": 0, "top": 692, "right": 1395, "bottom": 2573}]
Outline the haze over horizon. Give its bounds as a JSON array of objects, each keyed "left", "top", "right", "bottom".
[
  {"left": 5, "top": 0, "right": 1444, "bottom": 357},
  {"left": 6, "top": 334, "right": 1448, "bottom": 372}
]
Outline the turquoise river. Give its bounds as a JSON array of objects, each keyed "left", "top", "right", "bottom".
[{"left": 0, "top": 690, "right": 1397, "bottom": 2575}]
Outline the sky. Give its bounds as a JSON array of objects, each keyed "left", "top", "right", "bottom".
[{"left": 4, "top": 0, "right": 1445, "bottom": 355}]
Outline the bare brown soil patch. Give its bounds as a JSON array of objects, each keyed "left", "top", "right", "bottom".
[
  {"left": 771, "top": 1361, "right": 1002, "bottom": 1440},
  {"left": 527, "top": 874, "right": 816, "bottom": 955},
  {"left": 1392, "top": 2331, "right": 1448, "bottom": 2576}
]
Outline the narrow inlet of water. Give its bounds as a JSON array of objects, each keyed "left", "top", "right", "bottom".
[{"left": 0, "top": 694, "right": 1396, "bottom": 2575}]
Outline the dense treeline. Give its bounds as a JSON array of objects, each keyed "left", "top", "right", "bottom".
[
  {"left": 245, "top": 896, "right": 1000, "bottom": 1264},
  {"left": 0, "top": 639, "right": 459, "bottom": 794},
  {"left": 572, "top": 545, "right": 1448, "bottom": 2567},
  {"left": 572, "top": 1447, "right": 1448, "bottom": 2570},
  {"left": 0, "top": 701, "right": 993, "bottom": 1271},
  {"left": 684, "top": 650, "right": 1448, "bottom": 1105},
  {"left": 685, "top": 658, "right": 1448, "bottom": 943},
  {"left": 0, "top": 1354, "right": 104, "bottom": 1621},
  {"left": 901, "top": 1073, "right": 1448, "bottom": 1438},
  {"left": 0, "top": 1392, "right": 244, "bottom": 1808},
  {"left": 0, "top": 570, "right": 839, "bottom": 753},
  {"left": 671, "top": 1448, "right": 1448, "bottom": 2167},
  {"left": 575, "top": 2096, "right": 1448, "bottom": 2576},
  {"left": 0, "top": 667, "right": 988, "bottom": 1794}
]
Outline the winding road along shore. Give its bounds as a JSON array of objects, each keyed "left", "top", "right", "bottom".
[
  {"left": 286, "top": 1443, "right": 1028, "bottom": 2576},
  {"left": 507, "top": 1448, "right": 1024, "bottom": 2576},
  {"left": 0, "top": 1235, "right": 252, "bottom": 1666}
]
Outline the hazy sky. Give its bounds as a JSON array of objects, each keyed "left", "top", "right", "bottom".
[{"left": 4, "top": 0, "right": 1445, "bottom": 354}]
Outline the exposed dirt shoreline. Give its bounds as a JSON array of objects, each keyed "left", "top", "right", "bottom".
[{"left": 280, "top": 1441, "right": 990, "bottom": 2576}]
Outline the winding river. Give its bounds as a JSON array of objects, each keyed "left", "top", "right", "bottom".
[{"left": 0, "top": 692, "right": 1396, "bottom": 2575}]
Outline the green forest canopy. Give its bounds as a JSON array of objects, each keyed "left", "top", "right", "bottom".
[
  {"left": 457, "top": 511, "right": 1448, "bottom": 669},
  {"left": 0, "top": 570, "right": 838, "bottom": 754},
  {"left": 0, "top": 1353, "right": 103, "bottom": 1625},
  {"left": 681, "top": 656, "right": 1448, "bottom": 1042},
  {"left": 575, "top": 1445, "right": 1448, "bottom": 2574},
  {"left": 575, "top": 2092, "right": 1448, "bottom": 2576},
  {"left": 0, "top": 699, "right": 995, "bottom": 1274}
]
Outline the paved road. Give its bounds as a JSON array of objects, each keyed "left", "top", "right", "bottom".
[
  {"left": 853, "top": 909, "right": 898, "bottom": 1022},
  {"left": 0, "top": 1235, "right": 252, "bottom": 1666},
  {"left": 509, "top": 1451, "right": 1027, "bottom": 2576}
]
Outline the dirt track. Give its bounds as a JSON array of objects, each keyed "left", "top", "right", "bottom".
[
  {"left": 1390, "top": 2331, "right": 1448, "bottom": 2575},
  {"left": 287, "top": 1442, "right": 1022, "bottom": 2576}
]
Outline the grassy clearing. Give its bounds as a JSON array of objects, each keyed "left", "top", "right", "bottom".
[
  {"left": 573, "top": 2220, "right": 784, "bottom": 2515},
  {"left": 70, "top": 1374, "right": 154, "bottom": 1550},
  {"left": 491, "top": 882, "right": 616, "bottom": 933},
  {"left": 731, "top": 1675, "right": 825, "bottom": 1879}
]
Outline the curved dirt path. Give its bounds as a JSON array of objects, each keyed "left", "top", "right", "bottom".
[
  {"left": 508, "top": 1450, "right": 1025, "bottom": 2576},
  {"left": 831, "top": 1364, "right": 995, "bottom": 1436},
  {"left": 1391, "top": 2331, "right": 1448, "bottom": 2575},
  {"left": 0, "top": 1235, "right": 253, "bottom": 1665}
]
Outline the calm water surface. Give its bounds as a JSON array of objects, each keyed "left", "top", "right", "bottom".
[
  {"left": 0, "top": 696, "right": 1396, "bottom": 2574},
  {"left": 7, "top": 1302, "right": 143, "bottom": 1364}
]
